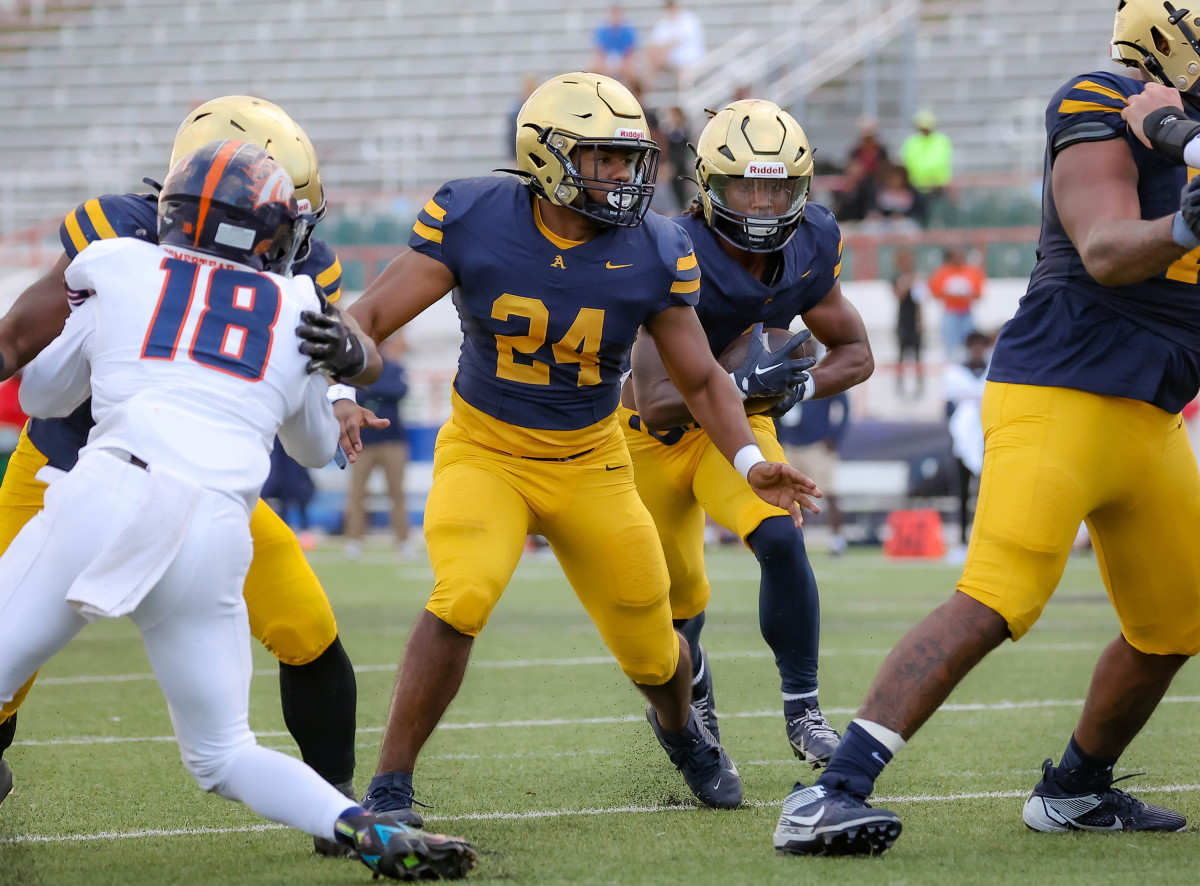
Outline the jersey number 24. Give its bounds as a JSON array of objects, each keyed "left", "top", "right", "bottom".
[{"left": 142, "top": 257, "right": 279, "bottom": 381}]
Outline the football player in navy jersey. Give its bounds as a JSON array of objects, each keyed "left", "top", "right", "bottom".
[
  {"left": 775, "top": 0, "right": 1200, "bottom": 856},
  {"left": 618, "top": 100, "right": 872, "bottom": 769},
  {"left": 0, "top": 97, "right": 384, "bottom": 859},
  {"left": 348, "top": 72, "right": 823, "bottom": 822}
]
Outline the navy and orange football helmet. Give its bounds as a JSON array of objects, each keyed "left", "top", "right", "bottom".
[
  {"left": 514, "top": 72, "right": 659, "bottom": 227},
  {"left": 158, "top": 139, "right": 308, "bottom": 274}
]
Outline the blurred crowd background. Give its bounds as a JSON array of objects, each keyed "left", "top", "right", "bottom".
[{"left": 0, "top": 0, "right": 1134, "bottom": 553}]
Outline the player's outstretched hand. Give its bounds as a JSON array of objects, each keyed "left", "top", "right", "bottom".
[
  {"left": 1122, "top": 82, "right": 1184, "bottom": 149},
  {"left": 747, "top": 461, "right": 822, "bottom": 528},
  {"left": 333, "top": 399, "right": 390, "bottom": 463},
  {"left": 298, "top": 306, "right": 368, "bottom": 381},
  {"left": 731, "top": 323, "right": 817, "bottom": 399}
]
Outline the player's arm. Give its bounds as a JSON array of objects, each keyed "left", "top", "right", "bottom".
[
  {"left": 348, "top": 249, "right": 456, "bottom": 346},
  {"left": 279, "top": 374, "right": 341, "bottom": 468},
  {"left": 626, "top": 326, "right": 706, "bottom": 429},
  {"left": 798, "top": 280, "right": 873, "bottom": 399},
  {"left": 0, "top": 253, "right": 73, "bottom": 381},
  {"left": 1053, "top": 136, "right": 1187, "bottom": 286},
  {"left": 645, "top": 304, "right": 821, "bottom": 522},
  {"left": 18, "top": 295, "right": 95, "bottom": 418}
]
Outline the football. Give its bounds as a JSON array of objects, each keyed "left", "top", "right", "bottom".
[{"left": 717, "top": 327, "right": 817, "bottom": 414}]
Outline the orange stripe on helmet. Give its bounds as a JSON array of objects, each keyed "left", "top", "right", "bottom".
[{"left": 194, "top": 139, "right": 243, "bottom": 247}]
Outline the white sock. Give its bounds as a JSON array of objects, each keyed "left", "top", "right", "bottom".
[{"left": 853, "top": 718, "right": 907, "bottom": 755}]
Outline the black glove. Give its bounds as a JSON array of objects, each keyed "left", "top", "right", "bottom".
[
  {"left": 1180, "top": 175, "right": 1200, "bottom": 243},
  {"left": 297, "top": 307, "right": 368, "bottom": 381},
  {"left": 763, "top": 372, "right": 815, "bottom": 418},
  {"left": 730, "top": 324, "right": 817, "bottom": 398}
]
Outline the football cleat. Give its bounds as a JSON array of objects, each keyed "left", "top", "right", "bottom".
[
  {"left": 690, "top": 644, "right": 720, "bottom": 741},
  {"left": 786, "top": 707, "right": 842, "bottom": 769},
  {"left": 646, "top": 705, "right": 742, "bottom": 809},
  {"left": 334, "top": 813, "right": 477, "bottom": 881},
  {"left": 313, "top": 780, "right": 358, "bottom": 858},
  {"left": 774, "top": 782, "right": 902, "bottom": 857},
  {"left": 364, "top": 774, "right": 426, "bottom": 829},
  {"left": 1022, "top": 758, "right": 1187, "bottom": 833},
  {"left": 0, "top": 759, "right": 12, "bottom": 807}
]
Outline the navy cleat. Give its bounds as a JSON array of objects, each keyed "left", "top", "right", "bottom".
[
  {"left": 334, "top": 812, "right": 477, "bottom": 881},
  {"left": 364, "top": 771, "right": 426, "bottom": 829},
  {"left": 690, "top": 644, "right": 720, "bottom": 741},
  {"left": 1022, "top": 758, "right": 1187, "bottom": 833},
  {"left": 774, "top": 782, "right": 902, "bottom": 856},
  {"left": 786, "top": 707, "right": 841, "bottom": 769},
  {"left": 646, "top": 705, "right": 741, "bottom": 809},
  {"left": 314, "top": 780, "right": 359, "bottom": 858},
  {"left": 0, "top": 759, "right": 12, "bottom": 807}
]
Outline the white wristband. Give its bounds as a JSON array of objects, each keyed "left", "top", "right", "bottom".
[
  {"left": 1184, "top": 133, "right": 1200, "bottom": 168},
  {"left": 733, "top": 443, "right": 767, "bottom": 480},
  {"left": 797, "top": 370, "right": 817, "bottom": 402},
  {"left": 326, "top": 383, "right": 358, "bottom": 403}
]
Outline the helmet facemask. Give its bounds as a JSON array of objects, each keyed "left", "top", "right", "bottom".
[
  {"left": 703, "top": 172, "right": 810, "bottom": 252},
  {"left": 532, "top": 130, "right": 660, "bottom": 227}
]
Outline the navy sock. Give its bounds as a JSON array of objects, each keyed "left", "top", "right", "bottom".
[
  {"left": 673, "top": 611, "right": 705, "bottom": 679},
  {"left": 747, "top": 516, "right": 820, "bottom": 699},
  {"left": 0, "top": 712, "right": 14, "bottom": 760},
  {"left": 816, "top": 722, "right": 893, "bottom": 800},
  {"left": 1054, "top": 733, "right": 1117, "bottom": 793}
]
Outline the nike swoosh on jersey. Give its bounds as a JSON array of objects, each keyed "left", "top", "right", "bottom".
[{"left": 606, "top": 261, "right": 633, "bottom": 269}]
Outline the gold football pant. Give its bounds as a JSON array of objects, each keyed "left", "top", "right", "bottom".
[
  {"left": 618, "top": 407, "right": 788, "bottom": 620},
  {"left": 958, "top": 383, "right": 1200, "bottom": 655},
  {"left": 422, "top": 412, "right": 678, "bottom": 686},
  {"left": 0, "top": 426, "right": 340, "bottom": 725}
]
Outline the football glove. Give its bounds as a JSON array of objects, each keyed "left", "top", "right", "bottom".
[
  {"left": 1179, "top": 175, "right": 1200, "bottom": 245},
  {"left": 730, "top": 324, "right": 817, "bottom": 399},
  {"left": 297, "top": 305, "right": 368, "bottom": 381},
  {"left": 763, "top": 373, "right": 815, "bottom": 418}
]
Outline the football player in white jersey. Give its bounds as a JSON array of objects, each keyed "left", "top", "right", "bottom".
[{"left": 0, "top": 139, "right": 476, "bottom": 882}]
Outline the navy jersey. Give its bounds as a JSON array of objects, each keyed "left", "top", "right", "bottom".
[
  {"left": 989, "top": 71, "right": 1200, "bottom": 413},
  {"left": 410, "top": 176, "right": 700, "bottom": 431},
  {"left": 675, "top": 205, "right": 843, "bottom": 356},
  {"left": 28, "top": 192, "right": 344, "bottom": 470}
]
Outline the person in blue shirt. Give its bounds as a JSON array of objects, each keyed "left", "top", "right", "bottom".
[
  {"left": 777, "top": 391, "right": 851, "bottom": 556},
  {"left": 591, "top": 5, "right": 638, "bottom": 83}
]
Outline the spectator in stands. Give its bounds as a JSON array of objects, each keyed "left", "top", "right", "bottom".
[
  {"left": 832, "top": 158, "right": 875, "bottom": 223},
  {"left": 661, "top": 105, "right": 695, "bottom": 212},
  {"left": 864, "top": 163, "right": 919, "bottom": 233},
  {"left": 591, "top": 5, "right": 638, "bottom": 83},
  {"left": 900, "top": 110, "right": 953, "bottom": 225},
  {"left": 942, "top": 331, "right": 991, "bottom": 561},
  {"left": 892, "top": 250, "right": 926, "bottom": 399},
  {"left": 777, "top": 390, "right": 852, "bottom": 557},
  {"left": 343, "top": 335, "right": 411, "bottom": 560},
  {"left": 847, "top": 118, "right": 889, "bottom": 182},
  {"left": 646, "top": 0, "right": 706, "bottom": 90},
  {"left": 928, "top": 247, "right": 985, "bottom": 362}
]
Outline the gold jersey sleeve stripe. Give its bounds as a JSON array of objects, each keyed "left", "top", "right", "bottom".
[
  {"left": 423, "top": 199, "right": 447, "bottom": 222},
  {"left": 1073, "top": 81, "right": 1129, "bottom": 104},
  {"left": 62, "top": 210, "right": 89, "bottom": 253},
  {"left": 82, "top": 199, "right": 118, "bottom": 240},
  {"left": 413, "top": 219, "right": 444, "bottom": 244},
  {"left": 670, "top": 278, "right": 701, "bottom": 294},
  {"left": 676, "top": 253, "right": 698, "bottom": 271},
  {"left": 1058, "top": 100, "right": 1122, "bottom": 115},
  {"left": 315, "top": 257, "right": 342, "bottom": 288}
]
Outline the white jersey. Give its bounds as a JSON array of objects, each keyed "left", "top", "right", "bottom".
[{"left": 20, "top": 237, "right": 338, "bottom": 512}]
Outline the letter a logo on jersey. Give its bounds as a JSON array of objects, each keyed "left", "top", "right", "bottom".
[{"left": 551, "top": 255, "right": 566, "bottom": 269}]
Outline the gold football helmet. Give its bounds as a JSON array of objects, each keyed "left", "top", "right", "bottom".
[
  {"left": 514, "top": 72, "right": 659, "bottom": 227},
  {"left": 171, "top": 96, "right": 325, "bottom": 222},
  {"left": 1112, "top": 0, "right": 1200, "bottom": 97},
  {"left": 694, "top": 99, "right": 813, "bottom": 252}
]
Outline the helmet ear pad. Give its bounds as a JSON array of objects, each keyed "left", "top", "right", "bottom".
[{"left": 157, "top": 138, "right": 305, "bottom": 274}]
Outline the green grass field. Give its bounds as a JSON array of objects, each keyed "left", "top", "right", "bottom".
[{"left": 2, "top": 543, "right": 1199, "bottom": 886}]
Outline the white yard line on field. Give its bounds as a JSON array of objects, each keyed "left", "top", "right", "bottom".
[
  {"left": 3, "top": 783, "right": 1199, "bottom": 844},
  {"left": 32, "top": 641, "right": 1105, "bottom": 687},
  {"left": 14, "top": 694, "right": 1200, "bottom": 748}
]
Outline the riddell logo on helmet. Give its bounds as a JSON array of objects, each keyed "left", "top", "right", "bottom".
[
  {"left": 614, "top": 128, "right": 647, "bottom": 140},
  {"left": 745, "top": 162, "right": 787, "bottom": 178}
]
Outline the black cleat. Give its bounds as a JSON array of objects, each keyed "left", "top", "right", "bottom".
[
  {"left": 1022, "top": 758, "right": 1187, "bottom": 833},
  {"left": 785, "top": 707, "right": 841, "bottom": 770},
  {"left": 0, "top": 759, "right": 12, "bottom": 808},
  {"left": 774, "top": 782, "right": 902, "bottom": 857},
  {"left": 335, "top": 813, "right": 477, "bottom": 881},
  {"left": 647, "top": 705, "right": 742, "bottom": 809}
]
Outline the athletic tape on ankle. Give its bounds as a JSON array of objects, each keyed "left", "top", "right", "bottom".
[{"left": 853, "top": 718, "right": 907, "bottom": 755}]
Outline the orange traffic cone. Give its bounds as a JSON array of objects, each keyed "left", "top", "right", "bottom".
[{"left": 883, "top": 509, "right": 946, "bottom": 559}]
